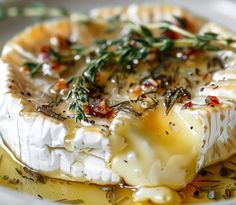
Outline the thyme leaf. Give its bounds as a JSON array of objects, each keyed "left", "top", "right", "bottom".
[
  {"left": 140, "top": 25, "right": 153, "bottom": 38},
  {"left": 83, "top": 52, "right": 114, "bottom": 83},
  {"left": 173, "top": 15, "right": 187, "bottom": 29},
  {"left": 55, "top": 198, "right": 84, "bottom": 204},
  {"left": 159, "top": 38, "right": 174, "bottom": 51}
]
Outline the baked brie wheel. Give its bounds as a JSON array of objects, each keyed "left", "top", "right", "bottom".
[{"left": 1, "top": 4, "right": 236, "bottom": 204}]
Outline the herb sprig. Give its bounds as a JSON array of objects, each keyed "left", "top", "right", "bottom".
[{"left": 66, "top": 77, "right": 89, "bottom": 122}]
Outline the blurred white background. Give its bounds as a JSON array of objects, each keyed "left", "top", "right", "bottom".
[{"left": 1, "top": 0, "right": 236, "bottom": 47}]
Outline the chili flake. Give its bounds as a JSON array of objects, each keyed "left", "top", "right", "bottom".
[
  {"left": 205, "top": 96, "right": 220, "bottom": 107},
  {"left": 181, "top": 101, "right": 193, "bottom": 109}
]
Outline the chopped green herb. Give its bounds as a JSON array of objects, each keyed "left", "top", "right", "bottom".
[
  {"left": 165, "top": 87, "right": 191, "bottom": 115},
  {"left": 36, "top": 104, "right": 66, "bottom": 121},
  {"left": 23, "top": 167, "right": 45, "bottom": 184},
  {"left": 15, "top": 168, "right": 23, "bottom": 176},
  {"left": 8, "top": 178, "right": 20, "bottom": 184},
  {"left": 223, "top": 188, "right": 232, "bottom": 200},
  {"left": 55, "top": 198, "right": 84, "bottom": 204}
]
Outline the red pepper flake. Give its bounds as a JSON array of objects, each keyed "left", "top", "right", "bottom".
[
  {"left": 84, "top": 98, "right": 114, "bottom": 119},
  {"left": 130, "top": 40, "right": 137, "bottom": 47},
  {"left": 19, "top": 66, "right": 30, "bottom": 75},
  {"left": 141, "top": 78, "right": 160, "bottom": 92},
  {"left": 203, "top": 73, "right": 209, "bottom": 80},
  {"left": 182, "top": 48, "right": 196, "bottom": 59},
  {"left": 41, "top": 45, "right": 51, "bottom": 53},
  {"left": 105, "top": 110, "right": 114, "bottom": 119},
  {"left": 55, "top": 35, "right": 69, "bottom": 48},
  {"left": 52, "top": 63, "right": 61, "bottom": 70},
  {"left": 182, "top": 101, "right": 193, "bottom": 110},
  {"left": 162, "top": 17, "right": 185, "bottom": 40},
  {"left": 83, "top": 105, "right": 91, "bottom": 115},
  {"left": 205, "top": 96, "right": 220, "bottom": 107},
  {"left": 163, "top": 16, "right": 193, "bottom": 40},
  {"left": 140, "top": 94, "right": 147, "bottom": 98},
  {"left": 39, "top": 45, "right": 51, "bottom": 60},
  {"left": 130, "top": 85, "right": 141, "bottom": 95},
  {"left": 95, "top": 72, "right": 101, "bottom": 81},
  {"left": 39, "top": 52, "right": 50, "bottom": 61},
  {"left": 163, "top": 31, "right": 181, "bottom": 40},
  {"left": 53, "top": 79, "right": 67, "bottom": 91}
]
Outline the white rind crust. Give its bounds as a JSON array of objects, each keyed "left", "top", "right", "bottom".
[
  {"left": 90, "top": 4, "right": 205, "bottom": 30},
  {"left": 179, "top": 97, "right": 236, "bottom": 168},
  {"left": 1, "top": 4, "right": 236, "bottom": 188},
  {"left": 0, "top": 60, "right": 120, "bottom": 184}
]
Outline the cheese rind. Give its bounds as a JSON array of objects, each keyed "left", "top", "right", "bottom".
[
  {"left": 198, "top": 80, "right": 236, "bottom": 99},
  {"left": 179, "top": 97, "right": 236, "bottom": 167},
  {"left": 0, "top": 60, "right": 120, "bottom": 185}
]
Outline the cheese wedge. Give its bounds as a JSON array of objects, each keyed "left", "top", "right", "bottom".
[{"left": 1, "top": 4, "right": 236, "bottom": 205}]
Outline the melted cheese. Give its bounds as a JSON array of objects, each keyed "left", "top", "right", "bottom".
[
  {"left": 133, "top": 187, "right": 180, "bottom": 205},
  {"left": 110, "top": 101, "right": 202, "bottom": 189}
]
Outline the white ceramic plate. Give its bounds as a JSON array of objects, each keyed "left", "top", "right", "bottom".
[{"left": 1, "top": 0, "right": 236, "bottom": 204}]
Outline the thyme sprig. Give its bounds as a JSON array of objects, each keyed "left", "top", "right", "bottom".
[{"left": 66, "top": 77, "right": 89, "bottom": 122}]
